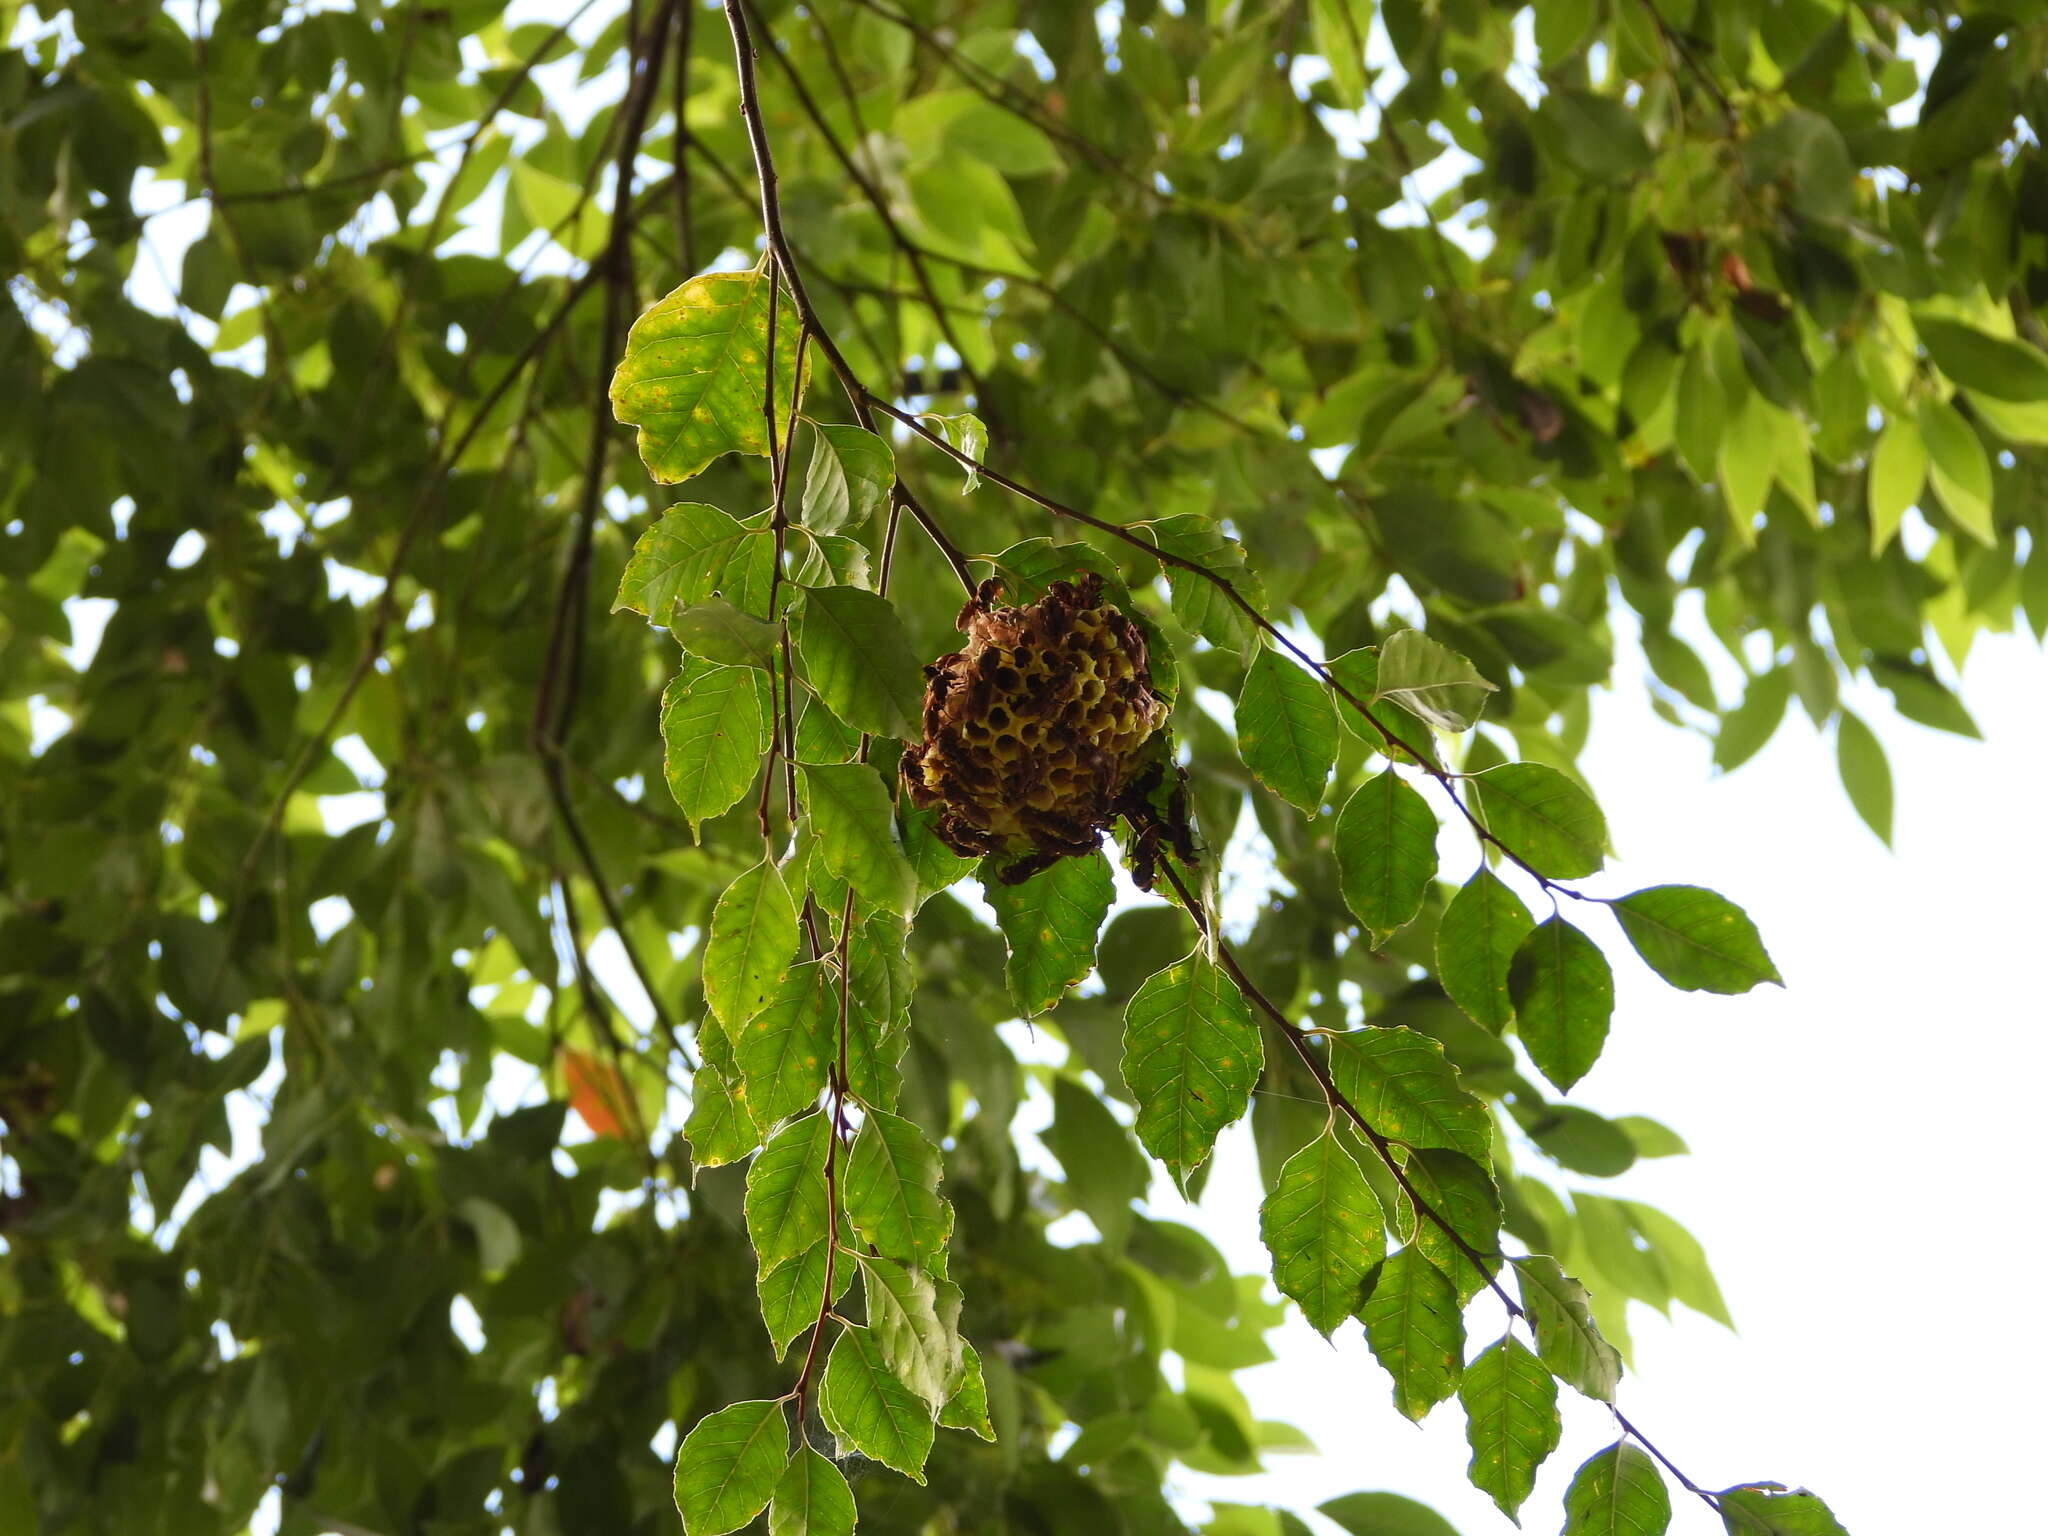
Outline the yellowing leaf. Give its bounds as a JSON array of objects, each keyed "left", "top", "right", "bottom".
[{"left": 611, "top": 269, "right": 808, "bottom": 484}]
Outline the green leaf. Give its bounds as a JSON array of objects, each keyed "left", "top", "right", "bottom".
[
  {"left": 1866, "top": 415, "right": 1926, "bottom": 555},
  {"left": 1373, "top": 488, "right": 1520, "bottom": 607},
  {"left": 1507, "top": 917, "right": 1614, "bottom": 1093},
  {"left": 1317, "top": 1492, "right": 1464, "bottom": 1536},
  {"left": 843, "top": 1108, "right": 952, "bottom": 1269},
  {"left": 1745, "top": 109, "right": 1854, "bottom": 224},
  {"left": 757, "top": 1239, "right": 849, "bottom": 1360},
  {"left": 1914, "top": 316, "right": 2048, "bottom": 402},
  {"left": 917, "top": 410, "right": 988, "bottom": 491},
  {"left": 704, "top": 858, "right": 801, "bottom": 1029},
  {"left": 821, "top": 1324, "right": 934, "bottom": 1483},
  {"left": 1917, "top": 396, "right": 1995, "bottom": 545},
  {"left": 858, "top": 1254, "right": 965, "bottom": 1408},
  {"left": 1328, "top": 1027, "right": 1491, "bottom": 1166},
  {"left": 613, "top": 269, "right": 808, "bottom": 484},
  {"left": 1436, "top": 866, "right": 1535, "bottom": 1032},
  {"left": 938, "top": 1342, "right": 996, "bottom": 1440},
  {"left": 803, "top": 763, "right": 918, "bottom": 917},
  {"left": 735, "top": 962, "right": 833, "bottom": 1127},
  {"left": 1611, "top": 885, "right": 1780, "bottom": 993},
  {"left": 903, "top": 803, "right": 978, "bottom": 906},
  {"left": 662, "top": 664, "right": 772, "bottom": 838},
  {"left": 1400, "top": 1149, "right": 1504, "bottom": 1305},
  {"left": 896, "top": 90, "right": 1061, "bottom": 175},
  {"left": 769, "top": 1443, "right": 858, "bottom": 1536},
  {"left": 1149, "top": 512, "right": 1264, "bottom": 651},
  {"left": 1870, "top": 657, "right": 1981, "bottom": 738},
  {"left": 984, "top": 850, "right": 1114, "bottom": 1015},
  {"left": 686, "top": 1063, "right": 760, "bottom": 1169},
  {"left": 1373, "top": 630, "right": 1496, "bottom": 733},
  {"left": 1717, "top": 1487, "right": 1849, "bottom": 1535},
  {"left": 1122, "top": 954, "right": 1264, "bottom": 1187},
  {"left": 1542, "top": 89, "right": 1652, "bottom": 181},
  {"left": 616, "top": 503, "right": 770, "bottom": 622},
  {"left": 802, "top": 421, "right": 894, "bottom": 536},
  {"left": 1562, "top": 1441, "right": 1671, "bottom": 1536},
  {"left": 1624, "top": 1200, "right": 1733, "bottom": 1328},
  {"left": 1328, "top": 647, "right": 1446, "bottom": 766},
  {"left": 673, "top": 1399, "right": 789, "bottom": 1536},
  {"left": 1046, "top": 1073, "right": 1151, "bottom": 1250},
  {"left": 1612, "top": 1116, "right": 1689, "bottom": 1158},
  {"left": 1259, "top": 1129, "right": 1386, "bottom": 1336},
  {"left": 1573, "top": 1193, "right": 1671, "bottom": 1311},
  {"left": 1335, "top": 769, "right": 1440, "bottom": 937},
  {"left": 1834, "top": 710, "right": 1892, "bottom": 845},
  {"left": 1674, "top": 347, "right": 1726, "bottom": 484},
  {"left": 1358, "top": 1246, "right": 1464, "bottom": 1421},
  {"left": 1458, "top": 1335, "right": 1561, "bottom": 1524},
  {"left": 671, "top": 597, "right": 781, "bottom": 669},
  {"left": 1514, "top": 1255, "right": 1621, "bottom": 1402},
  {"left": 1467, "top": 763, "right": 1606, "bottom": 879},
  {"left": 744, "top": 1112, "right": 834, "bottom": 1270},
  {"left": 1529, "top": 1106, "right": 1637, "bottom": 1178},
  {"left": 1236, "top": 645, "right": 1339, "bottom": 810},
  {"left": 797, "top": 585, "right": 925, "bottom": 739},
  {"left": 1715, "top": 669, "right": 1792, "bottom": 772}
]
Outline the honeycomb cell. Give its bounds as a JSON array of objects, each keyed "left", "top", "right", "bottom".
[{"left": 900, "top": 574, "right": 1168, "bottom": 873}]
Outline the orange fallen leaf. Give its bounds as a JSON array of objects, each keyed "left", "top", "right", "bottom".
[{"left": 564, "top": 1049, "right": 632, "bottom": 1139}]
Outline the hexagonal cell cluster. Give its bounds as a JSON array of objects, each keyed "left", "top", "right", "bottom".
[{"left": 902, "top": 574, "right": 1168, "bottom": 874}]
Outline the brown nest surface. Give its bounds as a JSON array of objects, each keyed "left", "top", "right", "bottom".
[{"left": 901, "top": 574, "right": 1167, "bottom": 877}]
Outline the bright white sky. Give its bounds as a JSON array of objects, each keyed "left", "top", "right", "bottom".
[{"left": 1168, "top": 631, "right": 2048, "bottom": 1534}]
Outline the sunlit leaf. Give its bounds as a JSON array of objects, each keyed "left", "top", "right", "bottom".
[
  {"left": 1467, "top": 763, "right": 1606, "bottom": 880},
  {"left": 744, "top": 1112, "right": 833, "bottom": 1270},
  {"left": 843, "top": 1108, "right": 952, "bottom": 1269},
  {"left": 984, "top": 850, "right": 1114, "bottom": 1015},
  {"left": 1717, "top": 1486, "right": 1850, "bottom": 1535},
  {"left": 1260, "top": 1129, "right": 1386, "bottom": 1336},
  {"left": 1437, "top": 867, "right": 1535, "bottom": 1032},
  {"left": 1917, "top": 396, "right": 1995, "bottom": 545},
  {"left": 803, "top": 763, "right": 918, "bottom": 917},
  {"left": 1611, "top": 886, "right": 1781, "bottom": 994},
  {"left": 797, "top": 585, "right": 925, "bottom": 740},
  {"left": 1508, "top": 917, "right": 1614, "bottom": 1093},
  {"left": 858, "top": 1253, "right": 965, "bottom": 1408},
  {"left": 735, "top": 962, "right": 833, "bottom": 1127},
  {"left": 673, "top": 1399, "right": 789, "bottom": 1536},
  {"left": 1458, "top": 1335, "right": 1560, "bottom": 1524},
  {"left": 1358, "top": 1246, "right": 1464, "bottom": 1421},
  {"left": 616, "top": 503, "right": 774, "bottom": 622},
  {"left": 1237, "top": 644, "right": 1339, "bottom": 810},
  {"left": 1327, "top": 1027, "right": 1491, "bottom": 1166},
  {"left": 1514, "top": 1255, "right": 1621, "bottom": 1402},
  {"left": 821, "top": 1325, "right": 934, "bottom": 1483},
  {"left": 769, "top": 1443, "right": 858, "bottom": 1536},
  {"left": 704, "top": 858, "right": 801, "bottom": 1030},
  {"left": 802, "top": 421, "right": 894, "bottom": 536},
  {"left": 1335, "top": 768, "right": 1439, "bottom": 938},
  {"left": 612, "top": 269, "right": 807, "bottom": 484},
  {"left": 662, "top": 664, "right": 772, "bottom": 838},
  {"left": 1561, "top": 1441, "right": 1670, "bottom": 1536},
  {"left": 1123, "top": 954, "right": 1263, "bottom": 1187},
  {"left": 1373, "top": 630, "right": 1496, "bottom": 733}
]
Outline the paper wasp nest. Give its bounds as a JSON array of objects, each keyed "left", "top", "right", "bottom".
[{"left": 901, "top": 574, "right": 1167, "bottom": 874}]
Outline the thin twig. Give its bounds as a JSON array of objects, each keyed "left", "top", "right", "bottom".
[{"left": 720, "top": 0, "right": 977, "bottom": 596}]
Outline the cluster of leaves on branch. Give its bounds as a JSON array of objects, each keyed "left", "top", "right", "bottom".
[{"left": 2, "top": 0, "right": 2043, "bottom": 1533}]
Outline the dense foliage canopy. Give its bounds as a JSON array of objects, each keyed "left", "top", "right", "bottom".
[{"left": 4, "top": 0, "right": 2044, "bottom": 1533}]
